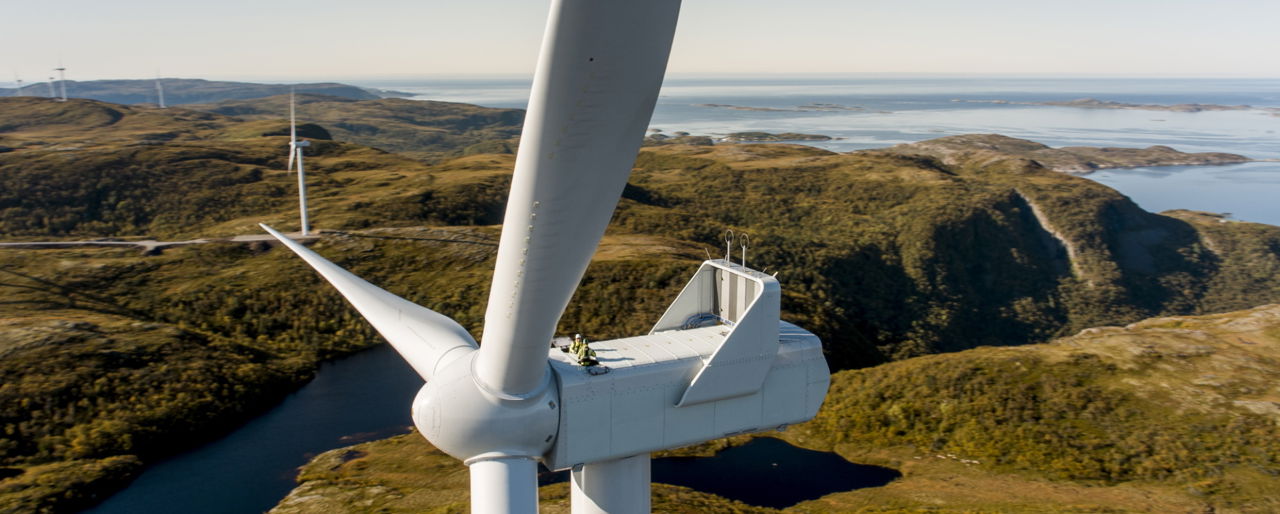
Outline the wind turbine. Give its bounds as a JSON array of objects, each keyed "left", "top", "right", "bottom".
[
  {"left": 46, "top": 77, "right": 56, "bottom": 98},
  {"left": 155, "top": 76, "right": 166, "bottom": 108},
  {"left": 286, "top": 90, "right": 311, "bottom": 236},
  {"left": 261, "top": 0, "right": 829, "bottom": 512},
  {"left": 53, "top": 66, "right": 67, "bottom": 101},
  {"left": 11, "top": 74, "right": 23, "bottom": 97}
]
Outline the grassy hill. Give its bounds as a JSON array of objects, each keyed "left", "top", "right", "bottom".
[
  {"left": 1, "top": 97, "right": 1279, "bottom": 511},
  {"left": 618, "top": 143, "right": 1280, "bottom": 369},
  {"left": 0, "top": 231, "right": 698, "bottom": 513},
  {"left": 269, "top": 304, "right": 1280, "bottom": 512},
  {"left": 2, "top": 79, "right": 382, "bottom": 105},
  {"left": 270, "top": 433, "right": 776, "bottom": 514},
  {"left": 264, "top": 303, "right": 1274, "bottom": 511},
  {"left": 193, "top": 94, "right": 524, "bottom": 162},
  {"left": 783, "top": 303, "right": 1280, "bottom": 512},
  {"left": 0, "top": 96, "right": 521, "bottom": 239},
  {"left": 3, "top": 96, "right": 1278, "bottom": 367}
]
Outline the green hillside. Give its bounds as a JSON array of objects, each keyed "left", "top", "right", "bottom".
[
  {"left": 784, "top": 303, "right": 1280, "bottom": 512},
  {"left": 1, "top": 97, "right": 1279, "bottom": 511},
  {"left": 1, "top": 79, "right": 382, "bottom": 106},
  {"left": 270, "top": 433, "right": 776, "bottom": 514},
  {"left": 0, "top": 97, "right": 508, "bottom": 239},
  {"left": 269, "top": 304, "right": 1280, "bottom": 513},
  {"left": 618, "top": 143, "right": 1280, "bottom": 369},
  {"left": 0, "top": 232, "right": 696, "bottom": 513},
  {"left": 194, "top": 94, "right": 524, "bottom": 162}
]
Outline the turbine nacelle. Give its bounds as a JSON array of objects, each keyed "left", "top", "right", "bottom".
[
  {"left": 543, "top": 260, "right": 827, "bottom": 471},
  {"left": 264, "top": 233, "right": 831, "bottom": 474}
]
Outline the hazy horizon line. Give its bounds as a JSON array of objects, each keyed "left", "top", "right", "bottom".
[{"left": 5, "top": 71, "right": 1280, "bottom": 87}]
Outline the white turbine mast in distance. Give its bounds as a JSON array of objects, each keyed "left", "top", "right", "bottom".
[
  {"left": 155, "top": 75, "right": 166, "bottom": 108},
  {"left": 287, "top": 89, "right": 311, "bottom": 236},
  {"left": 260, "top": 0, "right": 830, "bottom": 513},
  {"left": 54, "top": 66, "right": 67, "bottom": 101},
  {"left": 46, "top": 77, "right": 56, "bottom": 98},
  {"left": 11, "top": 74, "right": 23, "bottom": 97}
]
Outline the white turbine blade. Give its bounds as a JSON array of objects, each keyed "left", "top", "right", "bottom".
[
  {"left": 289, "top": 90, "right": 297, "bottom": 144},
  {"left": 296, "top": 147, "right": 310, "bottom": 236},
  {"left": 260, "top": 224, "right": 478, "bottom": 380},
  {"left": 470, "top": 458, "right": 539, "bottom": 514},
  {"left": 473, "top": 0, "right": 683, "bottom": 396},
  {"left": 287, "top": 90, "right": 298, "bottom": 173}
]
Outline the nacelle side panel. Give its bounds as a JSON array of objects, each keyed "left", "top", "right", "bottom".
[{"left": 544, "top": 323, "right": 827, "bottom": 471}]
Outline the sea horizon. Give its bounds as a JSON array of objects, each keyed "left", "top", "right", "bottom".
[{"left": 354, "top": 75, "right": 1280, "bottom": 226}]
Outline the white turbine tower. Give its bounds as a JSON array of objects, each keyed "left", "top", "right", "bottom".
[
  {"left": 54, "top": 66, "right": 67, "bottom": 101},
  {"left": 155, "top": 76, "right": 166, "bottom": 108},
  {"left": 262, "top": 1, "right": 830, "bottom": 512},
  {"left": 46, "top": 77, "right": 56, "bottom": 98},
  {"left": 11, "top": 75, "right": 23, "bottom": 97},
  {"left": 286, "top": 90, "right": 311, "bottom": 236}
]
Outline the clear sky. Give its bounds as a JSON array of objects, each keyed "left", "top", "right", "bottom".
[{"left": 4, "top": 0, "right": 1278, "bottom": 82}]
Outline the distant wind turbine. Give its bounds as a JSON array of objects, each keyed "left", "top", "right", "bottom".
[
  {"left": 46, "top": 78, "right": 56, "bottom": 98},
  {"left": 155, "top": 76, "right": 166, "bottom": 108},
  {"left": 286, "top": 90, "right": 312, "bottom": 236},
  {"left": 53, "top": 66, "right": 67, "bottom": 101},
  {"left": 11, "top": 75, "right": 22, "bottom": 97}
]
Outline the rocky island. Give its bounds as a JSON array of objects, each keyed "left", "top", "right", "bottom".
[
  {"left": 954, "top": 97, "right": 1280, "bottom": 115},
  {"left": 643, "top": 130, "right": 835, "bottom": 145},
  {"left": 696, "top": 102, "right": 868, "bottom": 113},
  {"left": 875, "top": 133, "right": 1252, "bottom": 173},
  {"left": 721, "top": 131, "right": 834, "bottom": 142}
]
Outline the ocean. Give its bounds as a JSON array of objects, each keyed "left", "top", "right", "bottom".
[{"left": 359, "top": 76, "right": 1280, "bottom": 224}]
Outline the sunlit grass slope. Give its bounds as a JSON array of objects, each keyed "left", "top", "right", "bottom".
[
  {"left": 271, "top": 304, "right": 1280, "bottom": 513},
  {"left": 2, "top": 96, "right": 1279, "bottom": 511}
]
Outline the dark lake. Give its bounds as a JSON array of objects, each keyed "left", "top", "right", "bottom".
[
  {"left": 653, "top": 437, "right": 900, "bottom": 508},
  {"left": 541, "top": 437, "right": 901, "bottom": 509},
  {"left": 87, "top": 343, "right": 423, "bottom": 514}
]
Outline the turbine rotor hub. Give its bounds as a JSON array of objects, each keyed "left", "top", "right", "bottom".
[{"left": 412, "top": 350, "right": 560, "bottom": 463}]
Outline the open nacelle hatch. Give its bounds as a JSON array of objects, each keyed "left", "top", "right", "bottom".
[{"left": 651, "top": 259, "right": 781, "bottom": 407}]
